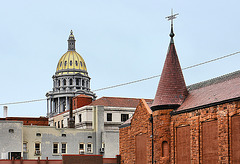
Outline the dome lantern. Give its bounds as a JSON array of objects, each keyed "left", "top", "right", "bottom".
[{"left": 68, "top": 30, "right": 76, "bottom": 51}]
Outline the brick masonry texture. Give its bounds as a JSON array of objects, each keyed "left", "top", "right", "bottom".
[{"left": 119, "top": 99, "right": 240, "bottom": 164}]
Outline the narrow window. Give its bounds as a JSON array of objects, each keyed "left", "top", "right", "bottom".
[
  {"left": 64, "top": 61, "right": 67, "bottom": 66},
  {"left": 121, "top": 114, "right": 129, "bottom": 122},
  {"left": 75, "top": 61, "right": 78, "bottom": 66},
  {"left": 35, "top": 143, "right": 40, "bottom": 155},
  {"left": 58, "top": 80, "right": 60, "bottom": 86},
  {"left": 62, "top": 134, "right": 66, "bottom": 137},
  {"left": 84, "top": 62, "right": 86, "bottom": 67},
  {"left": 70, "top": 60, "right": 72, "bottom": 66},
  {"left": 70, "top": 79, "right": 73, "bottom": 85},
  {"left": 62, "top": 143, "right": 67, "bottom": 154},
  {"left": 87, "top": 143, "right": 93, "bottom": 153},
  {"left": 53, "top": 143, "right": 59, "bottom": 154},
  {"left": 61, "top": 120, "right": 64, "bottom": 128},
  {"left": 79, "top": 114, "right": 82, "bottom": 122},
  {"left": 60, "top": 61, "right": 62, "bottom": 67},
  {"left": 162, "top": 141, "right": 169, "bottom": 157},
  {"left": 55, "top": 122, "right": 56, "bottom": 127},
  {"left": 107, "top": 113, "right": 112, "bottom": 121},
  {"left": 76, "top": 79, "right": 79, "bottom": 85},
  {"left": 58, "top": 121, "right": 60, "bottom": 128},
  {"left": 63, "top": 79, "right": 66, "bottom": 86},
  {"left": 82, "top": 80, "right": 85, "bottom": 87},
  {"left": 80, "top": 61, "right": 83, "bottom": 67},
  {"left": 79, "top": 143, "right": 85, "bottom": 154},
  {"left": 23, "top": 143, "right": 27, "bottom": 152}
]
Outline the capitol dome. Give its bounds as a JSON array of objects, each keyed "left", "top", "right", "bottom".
[{"left": 55, "top": 30, "right": 88, "bottom": 76}]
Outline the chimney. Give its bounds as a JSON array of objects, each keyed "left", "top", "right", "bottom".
[
  {"left": 68, "top": 97, "right": 75, "bottom": 128},
  {"left": 3, "top": 106, "right": 8, "bottom": 118}
]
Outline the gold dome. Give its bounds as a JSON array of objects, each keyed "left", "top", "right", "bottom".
[{"left": 56, "top": 51, "right": 87, "bottom": 75}]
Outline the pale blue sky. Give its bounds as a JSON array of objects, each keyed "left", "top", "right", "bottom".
[{"left": 0, "top": 0, "right": 240, "bottom": 117}]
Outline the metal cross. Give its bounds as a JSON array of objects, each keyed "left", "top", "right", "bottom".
[{"left": 165, "top": 9, "right": 179, "bottom": 26}]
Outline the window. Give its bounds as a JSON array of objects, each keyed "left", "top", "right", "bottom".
[
  {"left": 35, "top": 143, "right": 40, "bottom": 155},
  {"left": 87, "top": 143, "right": 93, "bottom": 153},
  {"left": 62, "top": 134, "right": 66, "bottom": 137},
  {"left": 121, "top": 114, "right": 129, "bottom": 122},
  {"left": 79, "top": 143, "right": 85, "bottom": 154},
  {"left": 82, "top": 80, "right": 85, "bottom": 86},
  {"left": 70, "top": 60, "right": 72, "bottom": 66},
  {"left": 63, "top": 79, "right": 66, "bottom": 86},
  {"left": 53, "top": 143, "right": 59, "bottom": 154},
  {"left": 60, "top": 62, "right": 62, "bottom": 67},
  {"left": 55, "top": 122, "right": 56, "bottom": 127},
  {"left": 76, "top": 79, "right": 79, "bottom": 85},
  {"left": 36, "top": 133, "right": 41, "bottom": 137},
  {"left": 84, "top": 63, "right": 86, "bottom": 67},
  {"left": 80, "top": 61, "right": 83, "bottom": 67},
  {"left": 62, "top": 143, "right": 67, "bottom": 154},
  {"left": 61, "top": 120, "right": 64, "bottom": 128},
  {"left": 70, "top": 79, "right": 73, "bottom": 85},
  {"left": 162, "top": 141, "right": 169, "bottom": 157},
  {"left": 9, "top": 129, "right": 14, "bottom": 133},
  {"left": 58, "top": 80, "right": 60, "bottom": 86},
  {"left": 75, "top": 61, "right": 78, "bottom": 66},
  {"left": 23, "top": 142, "right": 27, "bottom": 152},
  {"left": 79, "top": 114, "right": 82, "bottom": 122},
  {"left": 58, "top": 121, "right": 60, "bottom": 128},
  {"left": 107, "top": 113, "right": 112, "bottom": 121},
  {"left": 64, "top": 61, "right": 67, "bottom": 66}
]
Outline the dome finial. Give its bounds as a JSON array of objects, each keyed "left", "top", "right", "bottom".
[
  {"left": 165, "top": 9, "right": 179, "bottom": 40},
  {"left": 70, "top": 30, "right": 73, "bottom": 35}
]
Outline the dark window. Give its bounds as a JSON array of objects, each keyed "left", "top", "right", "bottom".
[
  {"left": 62, "top": 134, "right": 66, "bottom": 137},
  {"left": 55, "top": 122, "right": 56, "bottom": 127},
  {"left": 73, "top": 116, "right": 75, "bottom": 121},
  {"left": 82, "top": 80, "right": 85, "bottom": 86},
  {"left": 79, "top": 114, "right": 82, "bottom": 122},
  {"left": 70, "top": 79, "right": 73, "bottom": 85},
  {"left": 9, "top": 129, "right": 14, "bottom": 133},
  {"left": 61, "top": 120, "right": 64, "bottom": 128},
  {"left": 88, "top": 136, "right": 92, "bottom": 138},
  {"left": 62, "top": 143, "right": 66, "bottom": 154},
  {"left": 76, "top": 79, "right": 79, "bottom": 85},
  {"left": 58, "top": 80, "right": 60, "bottom": 86},
  {"left": 70, "top": 60, "right": 72, "bottom": 66},
  {"left": 53, "top": 143, "right": 58, "bottom": 154},
  {"left": 63, "top": 79, "right": 66, "bottom": 85},
  {"left": 60, "top": 62, "right": 62, "bottom": 67},
  {"left": 58, "top": 121, "right": 60, "bottom": 128},
  {"left": 75, "top": 61, "right": 78, "bottom": 66},
  {"left": 35, "top": 143, "right": 40, "bottom": 151},
  {"left": 79, "top": 143, "right": 84, "bottom": 150},
  {"left": 121, "top": 114, "right": 129, "bottom": 122},
  {"left": 107, "top": 113, "right": 112, "bottom": 121},
  {"left": 64, "top": 61, "right": 67, "bottom": 66},
  {"left": 36, "top": 133, "right": 41, "bottom": 137},
  {"left": 80, "top": 61, "right": 83, "bottom": 67}
]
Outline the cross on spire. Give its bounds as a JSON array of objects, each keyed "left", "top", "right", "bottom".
[{"left": 165, "top": 9, "right": 179, "bottom": 38}]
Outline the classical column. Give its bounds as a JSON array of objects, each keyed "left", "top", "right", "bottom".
[
  {"left": 66, "top": 97, "right": 69, "bottom": 111},
  {"left": 58, "top": 97, "right": 60, "bottom": 113},
  {"left": 50, "top": 98, "right": 52, "bottom": 114},
  {"left": 47, "top": 99, "right": 49, "bottom": 117}
]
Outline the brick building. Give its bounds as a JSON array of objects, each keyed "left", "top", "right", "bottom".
[{"left": 119, "top": 25, "right": 240, "bottom": 163}]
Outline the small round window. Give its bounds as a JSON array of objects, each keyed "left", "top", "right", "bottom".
[
  {"left": 75, "top": 61, "right": 78, "bottom": 66},
  {"left": 70, "top": 60, "right": 72, "bottom": 66}
]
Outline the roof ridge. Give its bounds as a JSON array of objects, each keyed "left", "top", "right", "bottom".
[{"left": 188, "top": 70, "right": 240, "bottom": 91}]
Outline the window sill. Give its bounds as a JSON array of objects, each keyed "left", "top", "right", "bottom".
[{"left": 52, "top": 153, "right": 60, "bottom": 156}]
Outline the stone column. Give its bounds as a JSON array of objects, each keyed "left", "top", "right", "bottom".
[
  {"left": 47, "top": 99, "right": 49, "bottom": 117},
  {"left": 66, "top": 97, "right": 69, "bottom": 111},
  {"left": 50, "top": 98, "right": 52, "bottom": 114}
]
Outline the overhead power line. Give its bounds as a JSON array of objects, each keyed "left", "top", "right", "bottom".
[{"left": 0, "top": 51, "right": 240, "bottom": 106}]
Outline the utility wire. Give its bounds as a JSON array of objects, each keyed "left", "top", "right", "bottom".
[{"left": 0, "top": 51, "right": 240, "bottom": 106}]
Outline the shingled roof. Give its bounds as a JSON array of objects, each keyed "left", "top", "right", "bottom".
[
  {"left": 151, "top": 34, "right": 188, "bottom": 111},
  {"left": 88, "top": 97, "right": 153, "bottom": 108},
  {"left": 173, "top": 70, "right": 240, "bottom": 114}
]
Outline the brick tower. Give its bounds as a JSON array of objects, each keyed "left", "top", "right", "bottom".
[{"left": 150, "top": 14, "right": 188, "bottom": 163}]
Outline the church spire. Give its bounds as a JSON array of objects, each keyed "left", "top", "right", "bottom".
[
  {"left": 68, "top": 30, "right": 76, "bottom": 51},
  {"left": 151, "top": 11, "right": 188, "bottom": 111}
]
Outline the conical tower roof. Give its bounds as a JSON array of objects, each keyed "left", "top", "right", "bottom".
[{"left": 151, "top": 27, "right": 188, "bottom": 111}]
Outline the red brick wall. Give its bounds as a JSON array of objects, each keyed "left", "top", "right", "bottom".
[
  {"left": 120, "top": 99, "right": 240, "bottom": 164},
  {"left": 0, "top": 117, "right": 48, "bottom": 126},
  {"left": 72, "top": 96, "right": 92, "bottom": 110}
]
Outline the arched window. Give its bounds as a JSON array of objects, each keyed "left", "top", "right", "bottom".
[
  {"left": 70, "top": 79, "right": 73, "bottom": 85},
  {"left": 70, "top": 60, "right": 72, "bottom": 66},
  {"left": 82, "top": 80, "right": 85, "bottom": 87},
  {"left": 64, "top": 61, "right": 67, "bottom": 66},
  {"left": 60, "top": 62, "right": 62, "bottom": 67},
  {"left": 80, "top": 61, "right": 82, "bottom": 67},
  {"left": 162, "top": 141, "right": 169, "bottom": 157},
  {"left": 58, "top": 80, "right": 60, "bottom": 86},
  {"left": 76, "top": 79, "right": 79, "bottom": 85},
  {"left": 75, "top": 61, "right": 78, "bottom": 66},
  {"left": 63, "top": 79, "right": 66, "bottom": 86}
]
